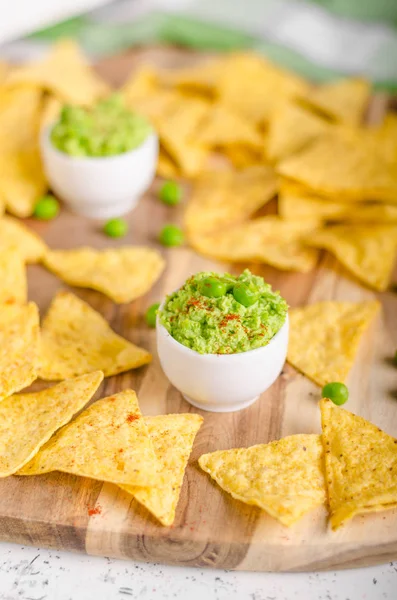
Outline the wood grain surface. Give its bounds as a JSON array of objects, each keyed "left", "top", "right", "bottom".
[{"left": 0, "top": 47, "right": 396, "bottom": 572}]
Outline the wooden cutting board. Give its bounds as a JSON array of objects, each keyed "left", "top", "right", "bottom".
[{"left": 0, "top": 47, "right": 396, "bottom": 572}]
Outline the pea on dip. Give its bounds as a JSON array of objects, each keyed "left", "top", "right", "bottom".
[
  {"left": 50, "top": 94, "right": 152, "bottom": 157},
  {"left": 159, "top": 269, "right": 288, "bottom": 354}
]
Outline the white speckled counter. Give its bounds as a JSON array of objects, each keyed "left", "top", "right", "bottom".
[{"left": 0, "top": 543, "right": 396, "bottom": 600}]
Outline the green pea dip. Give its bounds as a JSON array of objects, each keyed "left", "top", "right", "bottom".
[
  {"left": 159, "top": 269, "right": 288, "bottom": 354},
  {"left": 50, "top": 94, "right": 152, "bottom": 157}
]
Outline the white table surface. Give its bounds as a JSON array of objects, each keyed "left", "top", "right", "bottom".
[{"left": 0, "top": 542, "right": 396, "bottom": 600}]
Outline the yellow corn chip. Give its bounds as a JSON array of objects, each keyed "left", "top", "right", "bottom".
[
  {"left": 39, "top": 291, "right": 151, "bottom": 380},
  {"left": 157, "top": 97, "right": 209, "bottom": 177},
  {"left": 0, "top": 372, "right": 103, "bottom": 477},
  {"left": 288, "top": 301, "right": 380, "bottom": 387},
  {"left": 303, "top": 78, "right": 371, "bottom": 125},
  {"left": 224, "top": 145, "right": 263, "bottom": 169},
  {"left": 121, "top": 414, "right": 203, "bottom": 526},
  {"left": 40, "top": 94, "right": 63, "bottom": 130},
  {"left": 0, "top": 85, "right": 41, "bottom": 152},
  {"left": 307, "top": 224, "right": 397, "bottom": 291},
  {"left": 184, "top": 166, "right": 277, "bottom": 238},
  {"left": 0, "top": 215, "right": 47, "bottom": 263},
  {"left": 267, "top": 99, "right": 331, "bottom": 162},
  {"left": 128, "top": 90, "right": 181, "bottom": 128},
  {"left": 279, "top": 180, "right": 397, "bottom": 223},
  {"left": 0, "top": 252, "right": 27, "bottom": 305},
  {"left": 320, "top": 398, "right": 397, "bottom": 529},
  {"left": 159, "top": 57, "right": 225, "bottom": 96},
  {"left": 219, "top": 52, "right": 308, "bottom": 126},
  {"left": 157, "top": 150, "right": 180, "bottom": 179},
  {"left": 190, "top": 217, "right": 319, "bottom": 273},
  {"left": 43, "top": 246, "right": 165, "bottom": 303},
  {"left": 194, "top": 104, "right": 263, "bottom": 150},
  {"left": 199, "top": 434, "right": 325, "bottom": 526},
  {"left": 375, "top": 113, "right": 397, "bottom": 165},
  {"left": 278, "top": 130, "right": 397, "bottom": 203},
  {"left": 19, "top": 389, "right": 160, "bottom": 487},
  {"left": 122, "top": 65, "right": 159, "bottom": 105},
  {"left": 0, "top": 147, "right": 47, "bottom": 217},
  {"left": 0, "top": 302, "right": 39, "bottom": 401},
  {"left": 7, "top": 39, "right": 108, "bottom": 105}
]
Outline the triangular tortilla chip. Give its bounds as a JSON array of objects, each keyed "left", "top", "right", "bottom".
[
  {"left": 288, "top": 301, "right": 380, "bottom": 387},
  {"left": 122, "top": 65, "right": 159, "bottom": 105},
  {"left": 7, "top": 39, "right": 108, "bottom": 106},
  {"left": 0, "top": 85, "right": 41, "bottom": 152},
  {"left": 0, "top": 251, "right": 26, "bottom": 304},
  {"left": 218, "top": 52, "right": 308, "bottom": 126},
  {"left": 158, "top": 57, "right": 226, "bottom": 96},
  {"left": 190, "top": 217, "right": 319, "bottom": 273},
  {"left": 19, "top": 390, "right": 160, "bottom": 487},
  {"left": 184, "top": 166, "right": 277, "bottom": 238},
  {"left": 279, "top": 180, "right": 397, "bottom": 224},
  {"left": 0, "top": 215, "right": 47, "bottom": 262},
  {"left": 0, "top": 371, "right": 103, "bottom": 477},
  {"left": 38, "top": 291, "right": 151, "bottom": 380},
  {"left": 267, "top": 99, "right": 331, "bottom": 162},
  {"left": 157, "top": 150, "right": 180, "bottom": 179},
  {"left": 278, "top": 130, "right": 397, "bottom": 203},
  {"left": 40, "top": 94, "right": 63, "bottom": 130},
  {"left": 194, "top": 104, "right": 263, "bottom": 149},
  {"left": 43, "top": 246, "right": 165, "bottom": 304},
  {"left": 303, "top": 78, "right": 371, "bottom": 125},
  {"left": 307, "top": 224, "right": 397, "bottom": 291},
  {"left": 320, "top": 398, "right": 397, "bottom": 529},
  {"left": 0, "top": 302, "right": 39, "bottom": 401},
  {"left": 0, "top": 147, "right": 47, "bottom": 217},
  {"left": 199, "top": 434, "right": 325, "bottom": 526},
  {"left": 120, "top": 414, "right": 203, "bottom": 526}
]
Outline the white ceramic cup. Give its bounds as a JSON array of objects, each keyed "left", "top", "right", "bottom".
[
  {"left": 157, "top": 311, "right": 289, "bottom": 413},
  {"left": 40, "top": 127, "right": 158, "bottom": 219}
]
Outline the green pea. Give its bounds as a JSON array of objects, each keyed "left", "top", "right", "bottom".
[
  {"left": 199, "top": 277, "right": 227, "bottom": 298},
  {"left": 232, "top": 282, "right": 259, "bottom": 307},
  {"left": 159, "top": 224, "right": 184, "bottom": 247},
  {"left": 146, "top": 303, "right": 160, "bottom": 328},
  {"left": 33, "top": 195, "right": 60, "bottom": 220},
  {"left": 103, "top": 218, "right": 128, "bottom": 238},
  {"left": 322, "top": 382, "right": 349, "bottom": 406},
  {"left": 159, "top": 181, "right": 182, "bottom": 206}
]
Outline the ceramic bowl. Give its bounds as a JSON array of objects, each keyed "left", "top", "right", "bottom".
[
  {"left": 40, "top": 127, "right": 158, "bottom": 219},
  {"left": 156, "top": 311, "right": 289, "bottom": 413}
]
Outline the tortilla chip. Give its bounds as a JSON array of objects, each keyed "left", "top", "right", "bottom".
[
  {"left": 0, "top": 85, "right": 41, "bottom": 152},
  {"left": 0, "top": 147, "right": 47, "bottom": 217},
  {"left": 43, "top": 246, "right": 165, "bottom": 304},
  {"left": 159, "top": 58, "right": 225, "bottom": 96},
  {"left": 157, "top": 97, "right": 209, "bottom": 177},
  {"left": 195, "top": 104, "right": 263, "bottom": 149},
  {"left": 199, "top": 434, "right": 325, "bottom": 526},
  {"left": 157, "top": 150, "right": 180, "bottom": 179},
  {"left": 184, "top": 166, "right": 277, "bottom": 238},
  {"left": 307, "top": 225, "right": 397, "bottom": 291},
  {"left": 19, "top": 389, "right": 160, "bottom": 487},
  {"left": 320, "top": 398, "right": 397, "bottom": 529},
  {"left": 278, "top": 130, "right": 397, "bottom": 203},
  {"left": 38, "top": 291, "right": 151, "bottom": 380},
  {"left": 190, "top": 216, "right": 319, "bottom": 273},
  {"left": 0, "top": 215, "right": 47, "bottom": 263},
  {"left": 218, "top": 52, "right": 308, "bottom": 126},
  {"left": 0, "top": 372, "right": 103, "bottom": 477},
  {"left": 374, "top": 113, "right": 397, "bottom": 165},
  {"left": 121, "top": 414, "right": 203, "bottom": 526},
  {"left": 267, "top": 99, "right": 331, "bottom": 162},
  {"left": 279, "top": 180, "right": 397, "bottom": 223},
  {"left": 0, "top": 251, "right": 27, "bottom": 305},
  {"left": 128, "top": 90, "right": 181, "bottom": 128},
  {"left": 224, "top": 145, "right": 263, "bottom": 169},
  {"left": 303, "top": 78, "right": 371, "bottom": 125},
  {"left": 40, "top": 94, "right": 62, "bottom": 130},
  {"left": 0, "top": 302, "right": 39, "bottom": 401},
  {"left": 7, "top": 39, "right": 108, "bottom": 106},
  {"left": 122, "top": 65, "right": 159, "bottom": 105},
  {"left": 288, "top": 301, "right": 380, "bottom": 387}
]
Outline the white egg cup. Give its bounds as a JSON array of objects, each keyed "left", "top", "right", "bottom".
[
  {"left": 40, "top": 127, "right": 158, "bottom": 219},
  {"left": 157, "top": 311, "right": 289, "bottom": 413}
]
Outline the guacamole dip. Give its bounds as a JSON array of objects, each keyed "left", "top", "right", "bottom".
[
  {"left": 159, "top": 270, "right": 288, "bottom": 354},
  {"left": 51, "top": 94, "right": 152, "bottom": 157}
]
